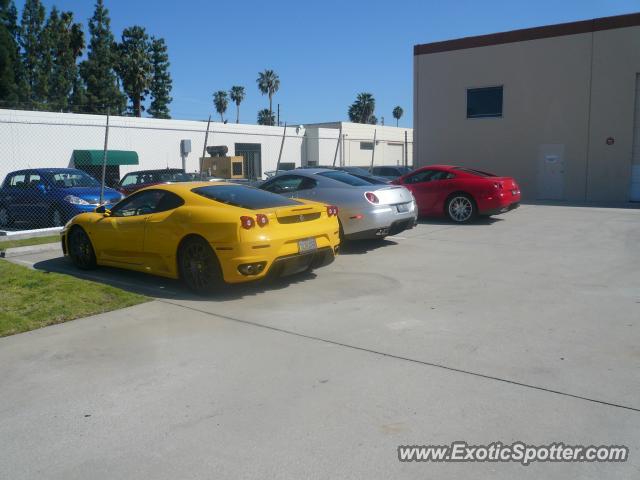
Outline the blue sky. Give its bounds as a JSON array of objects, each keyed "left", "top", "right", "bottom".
[{"left": 32, "top": 0, "right": 640, "bottom": 125}]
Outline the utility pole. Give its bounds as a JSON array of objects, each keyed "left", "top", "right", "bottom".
[
  {"left": 276, "top": 122, "right": 287, "bottom": 172},
  {"left": 332, "top": 123, "right": 343, "bottom": 167},
  {"left": 200, "top": 115, "right": 212, "bottom": 173},
  {"left": 99, "top": 108, "right": 110, "bottom": 205},
  {"left": 404, "top": 130, "right": 408, "bottom": 167},
  {"left": 369, "top": 129, "right": 377, "bottom": 172}
]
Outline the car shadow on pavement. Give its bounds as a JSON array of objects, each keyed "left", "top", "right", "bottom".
[
  {"left": 338, "top": 238, "right": 399, "bottom": 255},
  {"left": 32, "top": 256, "right": 320, "bottom": 301},
  {"left": 417, "top": 216, "right": 503, "bottom": 226}
]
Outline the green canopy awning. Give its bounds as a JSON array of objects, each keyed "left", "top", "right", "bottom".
[{"left": 73, "top": 150, "right": 139, "bottom": 166}]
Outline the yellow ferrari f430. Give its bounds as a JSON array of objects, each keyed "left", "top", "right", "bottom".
[{"left": 61, "top": 182, "right": 340, "bottom": 294}]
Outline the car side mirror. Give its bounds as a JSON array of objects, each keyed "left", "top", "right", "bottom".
[{"left": 95, "top": 205, "right": 111, "bottom": 216}]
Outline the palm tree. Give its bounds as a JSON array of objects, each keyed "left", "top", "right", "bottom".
[
  {"left": 256, "top": 69, "right": 280, "bottom": 125},
  {"left": 348, "top": 92, "right": 375, "bottom": 124},
  {"left": 213, "top": 90, "right": 228, "bottom": 122},
  {"left": 229, "top": 86, "right": 245, "bottom": 123},
  {"left": 257, "top": 108, "right": 275, "bottom": 126},
  {"left": 392, "top": 106, "right": 403, "bottom": 126}
]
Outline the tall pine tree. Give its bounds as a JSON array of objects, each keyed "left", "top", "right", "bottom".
[
  {"left": 67, "top": 18, "right": 86, "bottom": 111},
  {"left": 2, "top": 0, "right": 17, "bottom": 38},
  {"left": 80, "top": 0, "right": 124, "bottom": 114},
  {"left": 19, "top": 0, "right": 45, "bottom": 106},
  {"left": 148, "top": 36, "right": 172, "bottom": 119},
  {"left": 0, "top": 0, "right": 19, "bottom": 106},
  {"left": 44, "top": 8, "right": 84, "bottom": 111},
  {"left": 36, "top": 5, "right": 56, "bottom": 108},
  {"left": 115, "top": 25, "right": 152, "bottom": 117}
]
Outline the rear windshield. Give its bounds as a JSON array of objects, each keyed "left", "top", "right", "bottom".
[
  {"left": 350, "top": 174, "right": 387, "bottom": 185},
  {"left": 318, "top": 170, "right": 372, "bottom": 186},
  {"left": 341, "top": 167, "right": 370, "bottom": 176},
  {"left": 453, "top": 167, "right": 496, "bottom": 177},
  {"left": 192, "top": 185, "right": 302, "bottom": 209}
]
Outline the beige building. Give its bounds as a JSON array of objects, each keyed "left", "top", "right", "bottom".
[{"left": 413, "top": 13, "right": 640, "bottom": 202}]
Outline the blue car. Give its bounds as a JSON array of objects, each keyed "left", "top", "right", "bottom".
[{"left": 0, "top": 168, "right": 123, "bottom": 228}]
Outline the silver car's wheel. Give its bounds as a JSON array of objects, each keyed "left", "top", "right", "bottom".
[
  {"left": 447, "top": 195, "right": 474, "bottom": 223},
  {"left": 0, "top": 206, "right": 10, "bottom": 227}
]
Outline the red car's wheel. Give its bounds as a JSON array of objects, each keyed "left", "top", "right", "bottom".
[{"left": 446, "top": 194, "right": 476, "bottom": 223}]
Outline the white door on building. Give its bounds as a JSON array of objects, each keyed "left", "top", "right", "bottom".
[
  {"left": 537, "top": 144, "right": 565, "bottom": 200},
  {"left": 386, "top": 143, "right": 404, "bottom": 165},
  {"left": 630, "top": 73, "right": 640, "bottom": 202}
]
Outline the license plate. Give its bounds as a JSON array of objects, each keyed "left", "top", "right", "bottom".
[
  {"left": 298, "top": 238, "right": 317, "bottom": 253},
  {"left": 396, "top": 203, "right": 410, "bottom": 213}
]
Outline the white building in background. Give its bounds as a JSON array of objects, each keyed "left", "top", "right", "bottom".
[
  {"left": 0, "top": 110, "right": 413, "bottom": 183},
  {"left": 303, "top": 122, "right": 413, "bottom": 168}
]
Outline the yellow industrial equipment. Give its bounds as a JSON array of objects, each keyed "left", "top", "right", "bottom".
[{"left": 200, "top": 155, "right": 245, "bottom": 179}]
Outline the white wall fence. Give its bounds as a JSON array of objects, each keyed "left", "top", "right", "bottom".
[
  {"left": 0, "top": 110, "right": 414, "bottom": 183},
  {"left": 0, "top": 110, "right": 304, "bottom": 181}
]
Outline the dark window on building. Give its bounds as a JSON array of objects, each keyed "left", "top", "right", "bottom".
[
  {"left": 360, "top": 142, "right": 374, "bottom": 150},
  {"left": 467, "top": 86, "right": 503, "bottom": 118}
]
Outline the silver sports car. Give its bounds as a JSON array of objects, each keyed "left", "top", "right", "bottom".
[{"left": 259, "top": 168, "right": 417, "bottom": 240}]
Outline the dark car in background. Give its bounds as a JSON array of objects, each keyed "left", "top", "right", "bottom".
[
  {"left": 0, "top": 168, "right": 123, "bottom": 228},
  {"left": 117, "top": 168, "right": 194, "bottom": 196},
  {"left": 334, "top": 166, "right": 390, "bottom": 184},
  {"left": 370, "top": 165, "right": 413, "bottom": 180},
  {"left": 316, "top": 165, "right": 390, "bottom": 184}
]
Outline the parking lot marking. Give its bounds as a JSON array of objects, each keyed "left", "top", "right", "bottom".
[{"left": 159, "top": 298, "right": 640, "bottom": 414}]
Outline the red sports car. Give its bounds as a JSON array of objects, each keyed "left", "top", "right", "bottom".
[{"left": 391, "top": 165, "right": 521, "bottom": 223}]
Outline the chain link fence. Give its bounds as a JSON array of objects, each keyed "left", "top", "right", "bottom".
[{"left": 0, "top": 107, "right": 413, "bottom": 233}]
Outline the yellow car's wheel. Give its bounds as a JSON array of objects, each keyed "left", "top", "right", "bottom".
[
  {"left": 178, "top": 236, "right": 224, "bottom": 295},
  {"left": 68, "top": 227, "right": 97, "bottom": 270}
]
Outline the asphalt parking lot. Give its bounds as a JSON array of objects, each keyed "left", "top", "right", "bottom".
[{"left": 1, "top": 204, "right": 639, "bottom": 479}]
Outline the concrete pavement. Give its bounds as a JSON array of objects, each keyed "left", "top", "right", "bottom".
[{"left": 1, "top": 204, "right": 639, "bottom": 479}]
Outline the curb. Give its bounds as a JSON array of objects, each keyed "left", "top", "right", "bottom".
[
  {"left": 0, "top": 242, "right": 61, "bottom": 258},
  {"left": 0, "top": 227, "right": 63, "bottom": 240}
]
